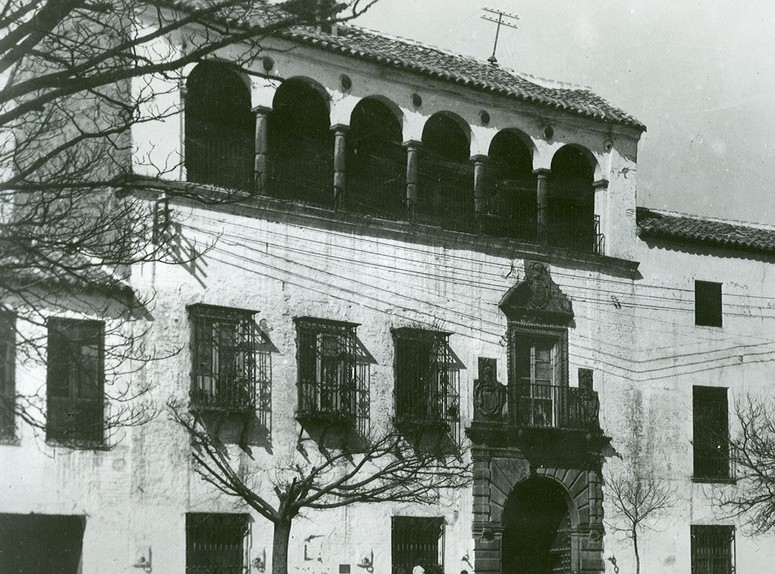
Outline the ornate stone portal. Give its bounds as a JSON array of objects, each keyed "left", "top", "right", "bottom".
[{"left": 469, "top": 261, "right": 606, "bottom": 574}]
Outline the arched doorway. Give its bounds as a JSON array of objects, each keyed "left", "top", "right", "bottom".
[{"left": 502, "top": 477, "right": 573, "bottom": 574}]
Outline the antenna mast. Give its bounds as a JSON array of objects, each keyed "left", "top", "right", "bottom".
[{"left": 481, "top": 7, "right": 519, "bottom": 66}]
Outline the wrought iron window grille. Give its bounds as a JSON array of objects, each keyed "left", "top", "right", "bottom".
[
  {"left": 189, "top": 305, "right": 271, "bottom": 423},
  {"left": 391, "top": 516, "right": 445, "bottom": 574},
  {"left": 392, "top": 328, "right": 461, "bottom": 443},
  {"left": 295, "top": 317, "right": 369, "bottom": 434},
  {"left": 186, "top": 513, "right": 250, "bottom": 574},
  {"left": 691, "top": 525, "right": 735, "bottom": 574}
]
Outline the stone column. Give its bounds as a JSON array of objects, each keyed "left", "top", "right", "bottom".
[
  {"left": 252, "top": 106, "right": 271, "bottom": 195},
  {"left": 471, "top": 154, "right": 488, "bottom": 232},
  {"left": 404, "top": 140, "right": 422, "bottom": 221},
  {"left": 534, "top": 168, "right": 551, "bottom": 243},
  {"left": 332, "top": 124, "right": 348, "bottom": 209}
]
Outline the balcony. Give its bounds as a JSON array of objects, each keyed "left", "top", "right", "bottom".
[
  {"left": 509, "top": 384, "right": 600, "bottom": 432},
  {"left": 186, "top": 132, "right": 254, "bottom": 192}
]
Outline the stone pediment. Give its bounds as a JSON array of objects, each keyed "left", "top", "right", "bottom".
[{"left": 499, "top": 260, "right": 573, "bottom": 323}]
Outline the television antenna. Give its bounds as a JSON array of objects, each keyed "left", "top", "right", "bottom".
[{"left": 481, "top": 7, "right": 519, "bottom": 66}]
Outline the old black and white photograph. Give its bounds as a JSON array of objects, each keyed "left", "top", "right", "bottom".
[{"left": 1, "top": 1, "right": 774, "bottom": 572}]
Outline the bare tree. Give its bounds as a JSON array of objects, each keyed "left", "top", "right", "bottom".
[
  {"left": 0, "top": 0, "right": 379, "bottom": 441},
  {"left": 717, "top": 393, "right": 775, "bottom": 534},
  {"left": 174, "top": 409, "right": 470, "bottom": 574},
  {"left": 606, "top": 469, "right": 676, "bottom": 574}
]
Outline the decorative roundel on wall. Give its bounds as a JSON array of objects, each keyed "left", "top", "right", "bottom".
[
  {"left": 262, "top": 56, "right": 274, "bottom": 72},
  {"left": 340, "top": 74, "right": 352, "bottom": 91},
  {"left": 411, "top": 93, "right": 422, "bottom": 108},
  {"left": 479, "top": 110, "right": 491, "bottom": 125}
]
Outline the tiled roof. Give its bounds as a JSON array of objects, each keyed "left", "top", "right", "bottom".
[
  {"left": 637, "top": 207, "right": 775, "bottom": 255},
  {"left": 279, "top": 25, "right": 645, "bottom": 130}
]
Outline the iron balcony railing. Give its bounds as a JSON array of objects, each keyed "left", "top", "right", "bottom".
[
  {"left": 510, "top": 383, "right": 600, "bottom": 432},
  {"left": 539, "top": 208, "right": 605, "bottom": 254},
  {"left": 186, "top": 132, "right": 254, "bottom": 192}
]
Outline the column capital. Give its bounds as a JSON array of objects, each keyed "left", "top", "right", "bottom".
[
  {"left": 251, "top": 105, "right": 272, "bottom": 116},
  {"left": 593, "top": 178, "right": 609, "bottom": 190},
  {"left": 470, "top": 154, "right": 489, "bottom": 164},
  {"left": 330, "top": 123, "right": 350, "bottom": 133},
  {"left": 533, "top": 168, "right": 551, "bottom": 177},
  {"left": 403, "top": 139, "right": 423, "bottom": 150}
]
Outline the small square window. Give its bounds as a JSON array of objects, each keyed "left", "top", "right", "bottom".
[
  {"left": 186, "top": 513, "right": 249, "bottom": 574},
  {"left": 695, "top": 281, "right": 722, "bottom": 327}
]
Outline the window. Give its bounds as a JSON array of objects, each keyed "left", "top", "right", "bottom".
[
  {"left": 186, "top": 513, "right": 249, "bottom": 574},
  {"left": 0, "top": 514, "right": 85, "bottom": 574},
  {"left": 0, "top": 312, "right": 15, "bottom": 439},
  {"left": 393, "top": 328, "right": 460, "bottom": 431},
  {"left": 391, "top": 516, "right": 444, "bottom": 574},
  {"left": 296, "top": 318, "right": 367, "bottom": 424},
  {"left": 691, "top": 525, "right": 734, "bottom": 574},
  {"left": 190, "top": 305, "right": 263, "bottom": 413},
  {"left": 511, "top": 327, "right": 566, "bottom": 429},
  {"left": 46, "top": 319, "right": 104, "bottom": 443},
  {"left": 693, "top": 386, "right": 730, "bottom": 481},
  {"left": 695, "top": 281, "right": 722, "bottom": 327}
]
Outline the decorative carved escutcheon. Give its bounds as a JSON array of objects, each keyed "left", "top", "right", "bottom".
[{"left": 474, "top": 357, "right": 506, "bottom": 421}]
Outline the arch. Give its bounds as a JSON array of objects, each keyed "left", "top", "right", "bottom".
[
  {"left": 419, "top": 112, "right": 473, "bottom": 231},
  {"left": 547, "top": 144, "right": 597, "bottom": 252},
  {"left": 501, "top": 477, "right": 575, "bottom": 574},
  {"left": 185, "top": 61, "right": 254, "bottom": 191},
  {"left": 268, "top": 77, "right": 333, "bottom": 205},
  {"left": 482, "top": 129, "right": 536, "bottom": 240},
  {"left": 347, "top": 97, "right": 405, "bottom": 219}
]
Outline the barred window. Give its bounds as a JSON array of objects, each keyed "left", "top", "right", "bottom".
[
  {"left": 0, "top": 312, "right": 15, "bottom": 439},
  {"left": 393, "top": 328, "right": 460, "bottom": 431},
  {"left": 190, "top": 305, "right": 269, "bottom": 415},
  {"left": 186, "top": 513, "right": 249, "bottom": 574},
  {"left": 691, "top": 525, "right": 734, "bottom": 574},
  {"left": 46, "top": 319, "right": 104, "bottom": 444},
  {"left": 391, "top": 516, "right": 444, "bottom": 574},
  {"left": 295, "top": 318, "right": 368, "bottom": 426},
  {"left": 693, "top": 386, "right": 730, "bottom": 481}
]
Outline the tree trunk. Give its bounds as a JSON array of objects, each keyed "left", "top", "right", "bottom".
[
  {"left": 633, "top": 529, "right": 640, "bottom": 574},
  {"left": 272, "top": 519, "right": 293, "bottom": 574}
]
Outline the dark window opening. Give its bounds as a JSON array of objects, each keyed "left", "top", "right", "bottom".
[
  {"left": 509, "top": 326, "right": 598, "bottom": 432},
  {"left": 190, "top": 305, "right": 270, "bottom": 416},
  {"left": 186, "top": 513, "right": 249, "bottom": 574},
  {"left": 419, "top": 113, "right": 472, "bottom": 232},
  {"left": 482, "top": 130, "right": 536, "bottom": 241},
  {"left": 296, "top": 318, "right": 369, "bottom": 430},
  {"left": 691, "top": 525, "right": 734, "bottom": 574},
  {"left": 348, "top": 98, "right": 405, "bottom": 219},
  {"left": 0, "top": 312, "right": 15, "bottom": 439},
  {"left": 268, "top": 79, "right": 333, "bottom": 206},
  {"left": 185, "top": 62, "right": 254, "bottom": 192},
  {"left": 693, "top": 386, "right": 730, "bottom": 481},
  {"left": 695, "top": 281, "right": 723, "bottom": 327},
  {"left": 47, "top": 319, "right": 104, "bottom": 444},
  {"left": 393, "top": 328, "right": 460, "bottom": 438},
  {"left": 0, "top": 513, "right": 85, "bottom": 574},
  {"left": 391, "top": 516, "right": 444, "bottom": 574},
  {"left": 548, "top": 146, "right": 599, "bottom": 253}
]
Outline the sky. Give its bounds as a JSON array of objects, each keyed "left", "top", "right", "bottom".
[{"left": 353, "top": 1, "right": 775, "bottom": 225}]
